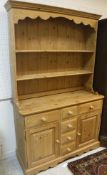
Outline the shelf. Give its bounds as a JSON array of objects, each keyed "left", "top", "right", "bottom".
[
  {"left": 17, "top": 70, "right": 93, "bottom": 81},
  {"left": 16, "top": 50, "right": 94, "bottom": 53}
]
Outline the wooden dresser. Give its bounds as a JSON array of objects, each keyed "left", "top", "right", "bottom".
[{"left": 5, "top": 1, "right": 104, "bottom": 174}]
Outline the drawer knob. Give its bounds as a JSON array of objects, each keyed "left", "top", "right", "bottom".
[
  {"left": 67, "top": 147, "right": 71, "bottom": 152},
  {"left": 67, "top": 124, "right": 73, "bottom": 129},
  {"left": 77, "top": 132, "right": 81, "bottom": 136},
  {"left": 56, "top": 139, "right": 60, "bottom": 144},
  {"left": 68, "top": 111, "right": 73, "bottom": 115},
  {"left": 41, "top": 117, "right": 47, "bottom": 122},
  {"left": 90, "top": 105, "right": 94, "bottom": 110},
  {"left": 67, "top": 136, "right": 72, "bottom": 141}
]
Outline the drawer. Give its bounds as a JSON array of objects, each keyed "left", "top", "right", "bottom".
[
  {"left": 61, "top": 130, "right": 76, "bottom": 145},
  {"left": 62, "top": 106, "right": 78, "bottom": 120},
  {"left": 25, "top": 110, "right": 60, "bottom": 128},
  {"left": 78, "top": 100, "right": 103, "bottom": 114},
  {"left": 61, "top": 142, "right": 75, "bottom": 156},
  {"left": 61, "top": 118, "right": 77, "bottom": 133}
]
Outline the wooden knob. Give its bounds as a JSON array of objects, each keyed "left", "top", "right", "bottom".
[
  {"left": 67, "top": 147, "right": 71, "bottom": 152},
  {"left": 56, "top": 139, "right": 60, "bottom": 144},
  {"left": 77, "top": 132, "right": 81, "bottom": 136},
  {"left": 41, "top": 117, "right": 47, "bottom": 122},
  {"left": 68, "top": 111, "right": 73, "bottom": 115},
  {"left": 94, "top": 91, "right": 99, "bottom": 95},
  {"left": 90, "top": 105, "right": 94, "bottom": 110},
  {"left": 67, "top": 124, "right": 73, "bottom": 129},
  {"left": 67, "top": 136, "right": 72, "bottom": 141}
]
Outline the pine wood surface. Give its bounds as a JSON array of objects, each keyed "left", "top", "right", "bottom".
[
  {"left": 16, "top": 50, "right": 95, "bottom": 53},
  {"left": 9, "top": 7, "right": 98, "bottom": 99},
  {"left": 17, "top": 70, "right": 93, "bottom": 81},
  {"left": 5, "top": 1, "right": 103, "bottom": 174},
  {"left": 17, "top": 90, "right": 103, "bottom": 116}
]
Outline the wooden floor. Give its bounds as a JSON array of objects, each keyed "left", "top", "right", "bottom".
[{"left": 0, "top": 147, "right": 104, "bottom": 175}]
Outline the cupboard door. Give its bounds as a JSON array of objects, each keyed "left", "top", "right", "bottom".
[
  {"left": 77, "top": 111, "right": 101, "bottom": 148},
  {"left": 26, "top": 122, "right": 60, "bottom": 168}
]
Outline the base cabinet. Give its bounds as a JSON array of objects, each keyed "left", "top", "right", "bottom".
[{"left": 16, "top": 100, "right": 103, "bottom": 175}]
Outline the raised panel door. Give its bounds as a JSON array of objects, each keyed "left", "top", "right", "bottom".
[
  {"left": 77, "top": 111, "right": 101, "bottom": 148},
  {"left": 26, "top": 122, "right": 60, "bottom": 168}
]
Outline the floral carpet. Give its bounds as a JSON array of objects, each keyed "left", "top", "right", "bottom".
[{"left": 68, "top": 149, "right": 107, "bottom": 175}]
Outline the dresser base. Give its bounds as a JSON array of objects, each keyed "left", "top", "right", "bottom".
[{"left": 17, "top": 141, "right": 100, "bottom": 175}]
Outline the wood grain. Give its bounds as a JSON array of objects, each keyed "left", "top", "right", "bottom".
[{"left": 5, "top": 1, "right": 103, "bottom": 175}]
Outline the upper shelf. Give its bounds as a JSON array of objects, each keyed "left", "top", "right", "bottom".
[
  {"left": 17, "top": 70, "right": 93, "bottom": 81},
  {"left": 16, "top": 50, "right": 95, "bottom": 53}
]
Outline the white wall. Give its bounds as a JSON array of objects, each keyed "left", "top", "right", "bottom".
[
  {"left": 0, "top": 0, "right": 107, "bottom": 159},
  {"left": 0, "top": 0, "right": 16, "bottom": 159},
  {"left": 0, "top": 101, "right": 16, "bottom": 158}
]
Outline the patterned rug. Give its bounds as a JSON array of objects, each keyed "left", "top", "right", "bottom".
[{"left": 68, "top": 149, "right": 107, "bottom": 175}]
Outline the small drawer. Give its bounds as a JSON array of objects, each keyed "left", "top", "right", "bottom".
[
  {"left": 61, "top": 142, "right": 75, "bottom": 156},
  {"left": 61, "top": 130, "right": 76, "bottom": 145},
  {"left": 62, "top": 106, "right": 78, "bottom": 120},
  {"left": 61, "top": 118, "right": 77, "bottom": 133},
  {"left": 78, "top": 100, "right": 103, "bottom": 114},
  {"left": 25, "top": 110, "right": 60, "bottom": 128}
]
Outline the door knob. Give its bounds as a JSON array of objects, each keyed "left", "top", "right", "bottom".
[
  {"left": 41, "top": 117, "right": 47, "bottom": 122},
  {"left": 67, "top": 147, "right": 71, "bottom": 152},
  {"left": 56, "top": 139, "right": 60, "bottom": 144},
  {"left": 77, "top": 132, "right": 81, "bottom": 136},
  {"left": 67, "top": 124, "right": 73, "bottom": 129},
  {"left": 67, "top": 136, "right": 72, "bottom": 141},
  {"left": 90, "top": 105, "right": 94, "bottom": 110},
  {"left": 68, "top": 111, "right": 73, "bottom": 115}
]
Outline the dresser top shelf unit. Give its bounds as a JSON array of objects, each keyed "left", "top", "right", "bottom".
[{"left": 5, "top": 0, "right": 102, "bottom": 108}]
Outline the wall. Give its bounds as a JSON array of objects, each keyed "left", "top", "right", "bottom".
[
  {"left": 0, "top": 0, "right": 107, "bottom": 160},
  {"left": 0, "top": 0, "right": 16, "bottom": 159}
]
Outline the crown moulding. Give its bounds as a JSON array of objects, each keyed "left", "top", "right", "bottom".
[
  {"left": 5, "top": 0, "right": 101, "bottom": 19},
  {"left": 5, "top": 0, "right": 101, "bottom": 29}
]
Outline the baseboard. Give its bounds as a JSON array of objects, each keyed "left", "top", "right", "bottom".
[
  {"left": 100, "top": 136, "right": 107, "bottom": 147},
  {"left": 0, "top": 150, "right": 16, "bottom": 160}
]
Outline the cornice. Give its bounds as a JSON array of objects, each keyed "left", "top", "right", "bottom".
[{"left": 5, "top": 0, "right": 101, "bottom": 20}]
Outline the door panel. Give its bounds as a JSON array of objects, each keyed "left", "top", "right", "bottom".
[
  {"left": 31, "top": 129, "right": 54, "bottom": 162},
  {"left": 80, "top": 116, "right": 96, "bottom": 143},
  {"left": 26, "top": 122, "right": 60, "bottom": 167},
  {"left": 77, "top": 111, "right": 101, "bottom": 148}
]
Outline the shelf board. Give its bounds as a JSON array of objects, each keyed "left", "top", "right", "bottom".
[
  {"left": 16, "top": 50, "right": 94, "bottom": 53},
  {"left": 17, "top": 70, "right": 93, "bottom": 81}
]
